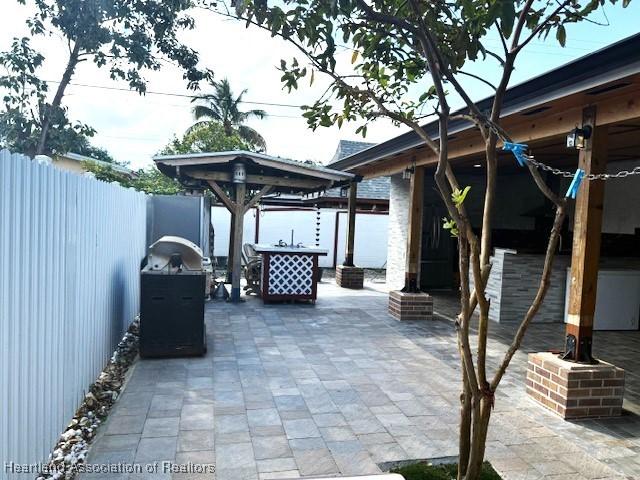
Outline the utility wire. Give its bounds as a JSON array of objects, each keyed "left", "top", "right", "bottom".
[{"left": 43, "top": 79, "right": 305, "bottom": 109}]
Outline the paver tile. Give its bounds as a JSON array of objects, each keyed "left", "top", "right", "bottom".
[
  {"left": 177, "top": 430, "right": 214, "bottom": 452},
  {"left": 282, "top": 418, "right": 320, "bottom": 439},
  {"left": 142, "top": 417, "right": 180, "bottom": 438},
  {"left": 84, "top": 285, "right": 640, "bottom": 480}
]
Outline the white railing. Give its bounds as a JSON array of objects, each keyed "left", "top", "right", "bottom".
[{"left": 0, "top": 150, "right": 147, "bottom": 476}]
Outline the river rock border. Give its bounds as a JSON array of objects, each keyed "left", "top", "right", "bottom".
[{"left": 36, "top": 320, "right": 140, "bottom": 480}]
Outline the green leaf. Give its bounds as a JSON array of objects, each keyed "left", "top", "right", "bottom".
[
  {"left": 442, "top": 217, "right": 459, "bottom": 238},
  {"left": 351, "top": 50, "right": 358, "bottom": 64},
  {"left": 556, "top": 25, "right": 566, "bottom": 47},
  {"left": 500, "top": 1, "right": 517, "bottom": 38},
  {"left": 451, "top": 186, "right": 471, "bottom": 207}
]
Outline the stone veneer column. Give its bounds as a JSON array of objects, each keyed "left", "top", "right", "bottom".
[
  {"left": 388, "top": 290, "right": 433, "bottom": 321},
  {"left": 385, "top": 174, "right": 410, "bottom": 290},
  {"left": 335, "top": 265, "right": 364, "bottom": 289},
  {"left": 526, "top": 352, "right": 624, "bottom": 419}
]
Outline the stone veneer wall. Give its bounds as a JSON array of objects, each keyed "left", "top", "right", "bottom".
[
  {"left": 386, "top": 174, "right": 410, "bottom": 290},
  {"left": 474, "top": 250, "right": 640, "bottom": 324},
  {"left": 471, "top": 249, "right": 571, "bottom": 323}
]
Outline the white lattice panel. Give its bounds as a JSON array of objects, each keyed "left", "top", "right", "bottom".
[{"left": 268, "top": 254, "right": 314, "bottom": 295}]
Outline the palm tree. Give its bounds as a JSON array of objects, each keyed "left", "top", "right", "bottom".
[{"left": 190, "top": 78, "right": 267, "bottom": 152}]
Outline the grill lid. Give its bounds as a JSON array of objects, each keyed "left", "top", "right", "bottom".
[{"left": 147, "top": 236, "right": 203, "bottom": 271}]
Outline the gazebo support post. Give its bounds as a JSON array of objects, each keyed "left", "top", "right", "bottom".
[
  {"left": 231, "top": 182, "right": 246, "bottom": 303},
  {"left": 388, "top": 165, "right": 433, "bottom": 321},
  {"left": 527, "top": 106, "right": 625, "bottom": 419},
  {"left": 336, "top": 182, "right": 364, "bottom": 289},
  {"left": 226, "top": 215, "right": 235, "bottom": 283}
]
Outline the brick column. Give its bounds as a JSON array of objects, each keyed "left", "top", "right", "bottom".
[
  {"left": 526, "top": 352, "right": 624, "bottom": 419},
  {"left": 336, "top": 265, "right": 364, "bottom": 289},
  {"left": 388, "top": 290, "right": 433, "bottom": 321}
]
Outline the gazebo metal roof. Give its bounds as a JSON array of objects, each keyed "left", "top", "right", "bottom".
[{"left": 154, "top": 151, "right": 355, "bottom": 194}]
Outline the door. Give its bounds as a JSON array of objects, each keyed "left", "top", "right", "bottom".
[{"left": 420, "top": 203, "right": 455, "bottom": 290}]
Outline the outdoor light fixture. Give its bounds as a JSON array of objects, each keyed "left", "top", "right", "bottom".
[
  {"left": 566, "top": 125, "right": 592, "bottom": 149},
  {"left": 402, "top": 165, "right": 415, "bottom": 180},
  {"left": 232, "top": 161, "right": 247, "bottom": 183}
]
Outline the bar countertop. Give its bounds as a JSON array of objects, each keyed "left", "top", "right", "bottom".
[{"left": 253, "top": 244, "right": 328, "bottom": 255}]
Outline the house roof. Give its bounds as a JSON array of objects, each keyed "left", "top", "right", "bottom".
[
  {"left": 329, "top": 32, "right": 640, "bottom": 173},
  {"left": 322, "top": 141, "right": 390, "bottom": 200},
  {"left": 330, "top": 140, "right": 376, "bottom": 163},
  {"left": 153, "top": 150, "right": 355, "bottom": 194},
  {"left": 58, "top": 152, "right": 134, "bottom": 176}
]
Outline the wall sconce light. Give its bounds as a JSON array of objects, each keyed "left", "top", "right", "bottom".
[
  {"left": 566, "top": 125, "right": 592, "bottom": 150},
  {"left": 402, "top": 165, "right": 415, "bottom": 180}
]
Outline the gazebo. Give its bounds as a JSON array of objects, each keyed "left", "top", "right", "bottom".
[{"left": 153, "top": 151, "right": 357, "bottom": 302}]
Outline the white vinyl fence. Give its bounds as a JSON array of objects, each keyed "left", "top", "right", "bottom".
[
  {"left": 211, "top": 206, "right": 389, "bottom": 269},
  {"left": 0, "top": 150, "right": 147, "bottom": 474}
]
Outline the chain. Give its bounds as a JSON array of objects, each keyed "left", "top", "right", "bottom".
[{"left": 482, "top": 121, "right": 640, "bottom": 181}]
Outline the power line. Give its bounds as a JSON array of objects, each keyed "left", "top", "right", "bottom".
[{"left": 43, "top": 80, "right": 305, "bottom": 109}]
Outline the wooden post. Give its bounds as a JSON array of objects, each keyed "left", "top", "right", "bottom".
[
  {"left": 403, "top": 166, "right": 425, "bottom": 293},
  {"left": 343, "top": 183, "right": 357, "bottom": 267},
  {"left": 230, "top": 182, "right": 246, "bottom": 303},
  {"left": 254, "top": 206, "right": 260, "bottom": 244},
  {"left": 227, "top": 213, "right": 235, "bottom": 284},
  {"left": 565, "top": 106, "right": 607, "bottom": 362}
]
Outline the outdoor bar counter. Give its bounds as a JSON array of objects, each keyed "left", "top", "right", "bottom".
[
  {"left": 476, "top": 248, "right": 640, "bottom": 329},
  {"left": 254, "top": 244, "right": 328, "bottom": 303}
]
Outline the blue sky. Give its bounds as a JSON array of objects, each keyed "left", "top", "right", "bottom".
[{"left": 1, "top": 1, "right": 638, "bottom": 168}]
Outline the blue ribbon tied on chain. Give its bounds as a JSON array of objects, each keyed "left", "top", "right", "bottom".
[
  {"left": 566, "top": 168, "right": 585, "bottom": 199},
  {"left": 502, "top": 142, "right": 528, "bottom": 167}
]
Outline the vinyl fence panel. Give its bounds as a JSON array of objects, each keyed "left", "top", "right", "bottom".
[{"left": 0, "top": 150, "right": 147, "bottom": 476}]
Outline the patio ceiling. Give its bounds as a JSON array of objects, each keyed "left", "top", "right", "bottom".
[{"left": 154, "top": 151, "right": 356, "bottom": 194}]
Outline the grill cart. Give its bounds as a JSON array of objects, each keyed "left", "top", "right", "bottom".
[{"left": 140, "top": 236, "right": 207, "bottom": 358}]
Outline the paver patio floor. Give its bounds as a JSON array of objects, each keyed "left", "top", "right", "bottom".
[{"left": 86, "top": 283, "right": 640, "bottom": 480}]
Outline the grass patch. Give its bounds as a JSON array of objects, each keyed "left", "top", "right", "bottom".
[{"left": 390, "top": 461, "right": 501, "bottom": 480}]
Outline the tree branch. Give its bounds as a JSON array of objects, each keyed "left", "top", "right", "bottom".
[
  {"left": 491, "top": 203, "right": 566, "bottom": 390},
  {"left": 514, "top": 0, "right": 573, "bottom": 53}
]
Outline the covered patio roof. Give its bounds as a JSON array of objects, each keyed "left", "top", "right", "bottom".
[
  {"left": 154, "top": 151, "right": 356, "bottom": 194},
  {"left": 329, "top": 32, "right": 640, "bottom": 178}
]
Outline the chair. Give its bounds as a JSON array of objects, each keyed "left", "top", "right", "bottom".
[{"left": 242, "top": 243, "right": 262, "bottom": 296}]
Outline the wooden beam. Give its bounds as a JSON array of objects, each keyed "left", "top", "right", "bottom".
[
  {"left": 343, "top": 183, "right": 358, "bottom": 267},
  {"left": 230, "top": 182, "right": 247, "bottom": 303},
  {"left": 246, "top": 174, "right": 329, "bottom": 189},
  {"left": 565, "top": 106, "right": 608, "bottom": 362},
  {"left": 207, "top": 180, "right": 236, "bottom": 212},
  {"left": 192, "top": 170, "right": 331, "bottom": 190},
  {"left": 404, "top": 166, "right": 425, "bottom": 292},
  {"left": 244, "top": 185, "right": 274, "bottom": 213},
  {"left": 355, "top": 89, "right": 640, "bottom": 179}
]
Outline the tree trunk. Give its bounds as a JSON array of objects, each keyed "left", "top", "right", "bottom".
[
  {"left": 457, "top": 373, "right": 472, "bottom": 480},
  {"left": 464, "top": 400, "right": 492, "bottom": 480},
  {"left": 35, "top": 42, "right": 82, "bottom": 156}
]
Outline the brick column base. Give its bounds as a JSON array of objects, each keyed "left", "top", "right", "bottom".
[
  {"left": 526, "top": 352, "right": 624, "bottom": 419},
  {"left": 388, "top": 290, "right": 433, "bottom": 321},
  {"left": 336, "top": 265, "right": 364, "bottom": 289}
]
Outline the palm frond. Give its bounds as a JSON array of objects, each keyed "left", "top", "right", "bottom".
[
  {"left": 238, "top": 125, "right": 267, "bottom": 152},
  {"left": 185, "top": 120, "right": 213, "bottom": 135},
  {"left": 192, "top": 104, "right": 221, "bottom": 122}
]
